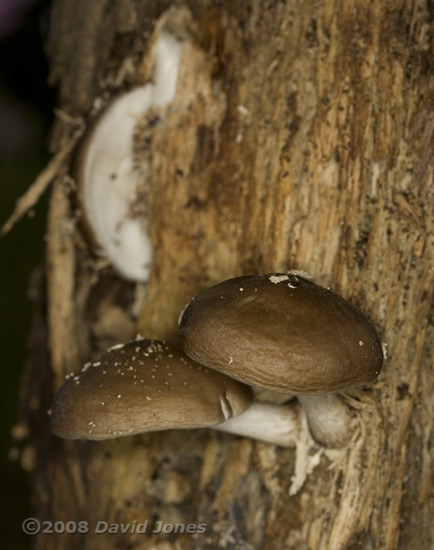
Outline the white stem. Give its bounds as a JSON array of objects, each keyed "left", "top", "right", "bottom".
[
  {"left": 213, "top": 401, "right": 300, "bottom": 447},
  {"left": 298, "top": 394, "right": 355, "bottom": 448}
]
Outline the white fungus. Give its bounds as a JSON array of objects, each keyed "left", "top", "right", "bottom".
[{"left": 76, "top": 32, "right": 183, "bottom": 282}]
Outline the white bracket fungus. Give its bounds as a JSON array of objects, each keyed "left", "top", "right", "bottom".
[{"left": 74, "top": 31, "right": 183, "bottom": 281}]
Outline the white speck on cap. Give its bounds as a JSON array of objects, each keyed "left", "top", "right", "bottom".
[
  {"left": 109, "top": 343, "right": 125, "bottom": 351},
  {"left": 268, "top": 274, "right": 289, "bottom": 284}
]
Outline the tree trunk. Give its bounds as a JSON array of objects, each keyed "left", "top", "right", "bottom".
[{"left": 22, "top": 1, "right": 434, "bottom": 549}]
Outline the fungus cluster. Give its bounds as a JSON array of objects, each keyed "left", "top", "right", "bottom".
[
  {"left": 51, "top": 273, "right": 384, "bottom": 448},
  {"left": 179, "top": 273, "right": 383, "bottom": 447}
]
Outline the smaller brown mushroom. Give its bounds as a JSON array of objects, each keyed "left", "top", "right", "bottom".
[
  {"left": 178, "top": 273, "right": 384, "bottom": 447},
  {"left": 51, "top": 339, "right": 253, "bottom": 440}
]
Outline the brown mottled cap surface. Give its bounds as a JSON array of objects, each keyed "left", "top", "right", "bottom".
[
  {"left": 178, "top": 274, "right": 384, "bottom": 393},
  {"left": 51, "top": 339, "right": 253, "bottom": 440}
]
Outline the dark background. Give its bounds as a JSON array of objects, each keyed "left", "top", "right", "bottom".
[{"left": 0, "top": 0, "right": 54, "bottom": 547}]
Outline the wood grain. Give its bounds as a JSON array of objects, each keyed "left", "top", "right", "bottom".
[{"left": 23, "top": 1, "right": 434, "bottom": 549}]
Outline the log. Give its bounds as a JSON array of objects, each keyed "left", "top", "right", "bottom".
[{"left": 21, "top": 1, "right": 434, "bottom": 548}]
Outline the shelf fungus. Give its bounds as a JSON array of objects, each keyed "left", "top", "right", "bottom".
[
  {"left": 72, "top": 31, "right": 183, "bottom": 281},
  {"left": 178, "top": 273, "right": 384, "bottom": 448},
  {"left": 51, "top": 340, "right": 253, "bottom": 440}
]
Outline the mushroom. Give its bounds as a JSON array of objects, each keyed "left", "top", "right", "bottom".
[
  {"left": 178, "top": 273, "right": 384, "bottom": 447},
  {"left": 72, "top": 31, "right": 183, "bottom": 282},
  {"left": 51, "top": 338, "right": 302, "bottom": 445},
  {"left": 51, "top": 339, "right": 302, "bottom": 445},
  {"left": 51, "top": 339, "right": 254, "bottom": 440}
]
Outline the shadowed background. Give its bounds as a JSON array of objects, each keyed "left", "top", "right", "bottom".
[{"left": 0, "top": 0, "right": 53, "bottom": 547}]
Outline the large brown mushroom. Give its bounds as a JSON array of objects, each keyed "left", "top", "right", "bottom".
[{"left": 178, "top": 273, "right": 384, "bottom": 447}]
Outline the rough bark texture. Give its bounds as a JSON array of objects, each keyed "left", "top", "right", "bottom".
[{"left": 21, "top": 1, "right": 434, "bottom": 549}]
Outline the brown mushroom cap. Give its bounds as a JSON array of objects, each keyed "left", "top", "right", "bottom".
[
  {"left": 178, "top": 274, "right": 383, "bottom": 393},
  {"left": 51, "top": 339, "right": 253, "bottom": 440}
]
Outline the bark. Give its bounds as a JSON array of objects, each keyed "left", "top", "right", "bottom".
[{"left": 21, "top": 1, "right": 434, "bottom": 549}]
